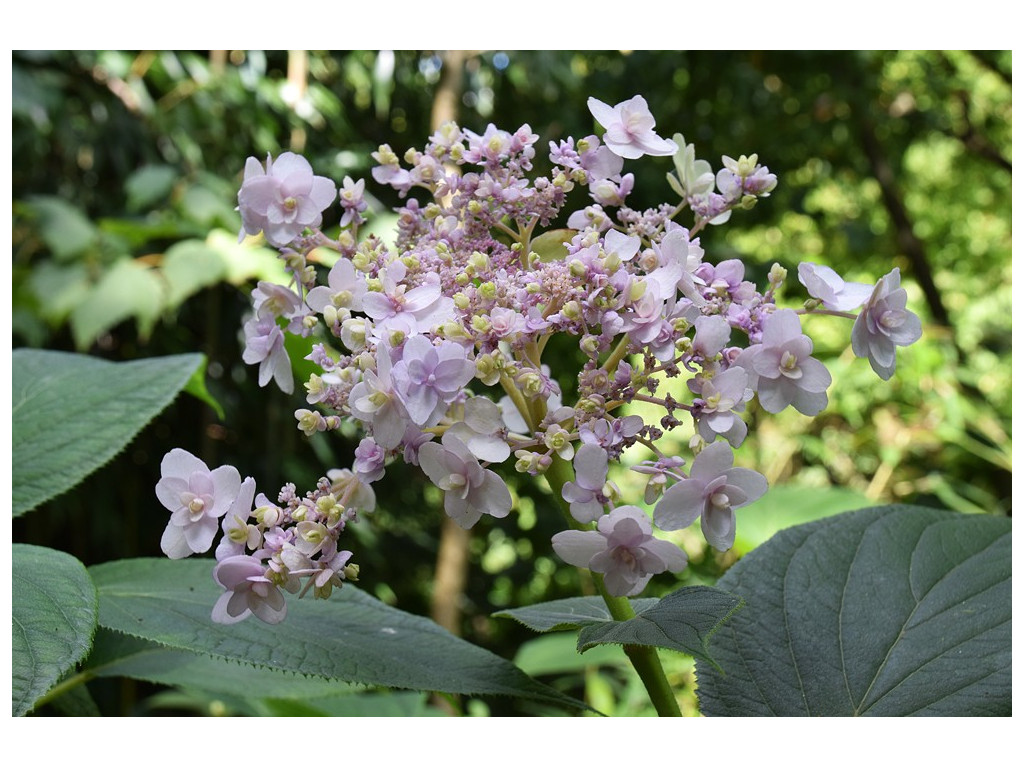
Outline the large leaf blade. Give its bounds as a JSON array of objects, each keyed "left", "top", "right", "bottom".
[
  {"left": 91, "top": 558, "right": 585, "bottom": 709},
  {"left": 12, "top": 544, "right": 98, "bottom": 716},
  {"left": 12, "top": 350, "right": 203, "bottom": 517},
  {"left": 696, "top": 505, "right": 1011, "bottom": 716}
]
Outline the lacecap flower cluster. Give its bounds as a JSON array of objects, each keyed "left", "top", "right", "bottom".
[{"left": 156, "top": 95, "right": 922, "bottom": 623}]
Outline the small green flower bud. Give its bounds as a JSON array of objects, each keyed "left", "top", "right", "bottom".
[
  {"left": 471, "top": 315, "right": 493, "bottom": 333},
  {"left": 768, "top": 262, "right": 788, "bottom": 285},
  {"left": 337, "top": 229, "right": 355, "bottom": 250},
  {"left": 569, "top": 259, "right": 587, "bottom": 278},
  {"left": 479, "top": 282, "right": 497, "bottom": 301},
  {"left": 453, "top": 292, "right": 470, "bottom": 310},
  {"left": 560, "top": 300, "right": 581, "bottom": 321},
  {"left": 469, "top": 251, "right": 490, "bottom": 271}
]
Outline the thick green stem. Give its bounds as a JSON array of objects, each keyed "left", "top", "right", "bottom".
[{"left": 544, "top": 455, "right": 682, "bottom": 717}]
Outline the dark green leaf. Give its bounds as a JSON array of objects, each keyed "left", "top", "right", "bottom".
[
  {"left": 85, "top": 629, "right": 347, "bottom": 700},
  {"left": 12, "top": 544, "right": 98, "bottom": 716},
  {"left": 90, "top": 558, "right": 586, "bottom": 709},
  {"left": 495, "top": 596, "right": 659, "bottom": 632},
  {"left": 48, "top": 680, "right": 101, "bottom": 716},
  {"left": 575, "top": 586, "right": 743, "bottom": 666},
  {"left": 696, "top": 505, "right": 1011, "bottom": 716},
  {"left": 12, "top": 350, "right": 204, "bottom": 516}
]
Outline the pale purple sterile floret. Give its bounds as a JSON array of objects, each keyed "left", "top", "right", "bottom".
[
  {"left": 445, "top": 396, "right": 511, "bottom": 463},
  {"left": 353, "top": 437, "right": 387, "bottom": 483},
  {"left": 587, "top": 96, "right": 679, "bottom": 160},
  {"left": 156, "top": 449, "right": 242, "bottom": 559},
  {"left": 653, "top": 442, "right": 767, "bottom": 551},
  {"left": 418, "top": 432, "right": 512, "bottom": 529},
  {"left": 735, "top": 309, "right": 832, "bottom": 416},
  {"left": 212, "top": 554, "right": 287, "bottom": 625},
  {"left": 362, "top": 261, "right": 454, "bottom": 336},
  {"left": 348, "top": 343, "right": 411, "bottom": 450},
  {"left": 237, "top": 152, "right": 336, "bottom": 248},
  {"left": 851, "top": 268, "right": 923, "bottom": 380},
  {"left": 561, "top": 443, "right": 611, "bottom": 524},
  {"left": 552, "top": 506, "right": 688, "bottom": 597},
  {"left": 242, "top": 313, "right": 294, "bottom": 394},
  {"left": 690, "top": 366, "right": 752, "bottom": 448},
  {"left": 798, "top": 262, "right": 873, "bottom": 312},
  {"left": 391, "top": 335, "right": 477, "bottom": 428}
]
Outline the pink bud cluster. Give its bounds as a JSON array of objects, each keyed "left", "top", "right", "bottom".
[{"left": 160, "top": 95, "right": 924, "bottom": 620}]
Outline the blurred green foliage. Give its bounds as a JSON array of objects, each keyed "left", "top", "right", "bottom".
[{"left": 12, "top": 50, "right": 1010, "bottom": 716}]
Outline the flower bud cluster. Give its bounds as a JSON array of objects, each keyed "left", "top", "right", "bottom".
[
  {"left": 160, "top": 94, "right": 924, "bottom": 619},
  {"left": 156, "top": 448, "right": 371, "bottom": 624}
]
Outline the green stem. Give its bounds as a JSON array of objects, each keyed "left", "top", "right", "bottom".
[
  {"left": 601, "top": 335, "right": 631, "bottom": 374},
  {"left": 544, "top": 455, "right": 682, "bottom": 717},
  {"left": 32, "top": 669, "right": 94, "bottom": 709}
]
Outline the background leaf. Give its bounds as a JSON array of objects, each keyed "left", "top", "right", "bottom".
[
  {"left": 161, "top": 239, "right": 227, "bottom": 308},
  {"left": 696, "top": 505, "right": 1011, "bottom": 716},
  {"left": 69, "top": 258, "right": 165, "bottom": 348},
  {"left": 124, "top": 165, "right": 178, "bottom": 211},
  {"left": 732, "top": 483, "right": 873, "bottom": 555},
  {"left": 12, "top": 350, "right": 204, "bottom": 517},
  {"left": 91, "top": 558, "right": 586, "bottom": 710},
  {"left": 12, "top": 544, "right": 98, "bottom": 716}
]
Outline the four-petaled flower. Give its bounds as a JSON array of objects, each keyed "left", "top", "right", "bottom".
[
  {"left": 552, "top": 506, "right": 688, "bottom": 596},
  {"left": 587, "top": 96, "right": 679, "bottom": 159},
  {"left": 653, "top": 442, "right": 767, "bottom": 551},
  {"left": 237, "top": 152, "right": 336, "bottom": 248},
  {"left": 212, "top": 554, "right": 287, "bottom": 625},
  {"left": 735, "top": 309, "right": 832, "bottom": 416},
  {"left": 156, "top": 449, "right": 241, "bottom": 559},
  {"left": 851, "top": 268, "right": 923, "bottom": 380},
  {"left": 418, "top": 432, "right": 512, "bottom": 529}
]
